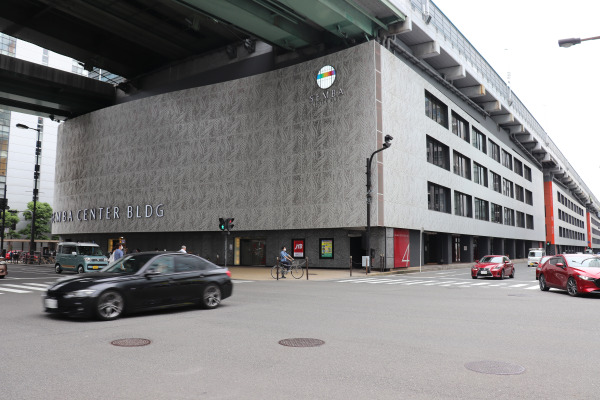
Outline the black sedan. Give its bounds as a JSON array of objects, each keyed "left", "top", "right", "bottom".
[{"left": 43, "top": 252, "right": 233, "bottom": 320}]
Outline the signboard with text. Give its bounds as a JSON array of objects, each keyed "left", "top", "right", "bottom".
[
  {"left": 292, "top": 239, "right": 305, "bottom": 258},
  {"left": 319, "top": 238, "right": 334, "bottom": 259}
]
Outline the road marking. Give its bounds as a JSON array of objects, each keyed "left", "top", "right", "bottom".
[
  {"left": 232, "top": 280, "right": 253, "bottom": 283},
  {"left": 423, "top": 281, "right": 454, "bottom": 286},
  {"left": 525, "top": 285, "right": 540, "bottom": 290},
  {"left": 402, "top": 280, "right": 435, "bottom": 285},
  {"left": 19, "top": 283, "right": 51, "bottom": 288},
  {"left": 509, "top": 284, "right": 529, "bottom": 288},
  {"left": 1, "top": 284, "right": 47, "bottom": 291},
  {"left": 382, "top": 280, "right": 411, "bottom": 285},
  {"left": 0, "top": 286, "right": 32, "bottom": 293},
  {"left": 470, "top": 282, "right": 491, "bottom": 286}
]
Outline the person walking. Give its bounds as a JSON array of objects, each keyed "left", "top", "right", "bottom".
[
  {"left": 279, "top": 246, "right": 294, "bottom": 278},
  {"left": 113, "top": 244, "right": 124, "bottom": 261}
]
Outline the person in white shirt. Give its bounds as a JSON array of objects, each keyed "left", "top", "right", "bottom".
[{"left": 179, "top": 245, "right": 187, "bottom": 253}]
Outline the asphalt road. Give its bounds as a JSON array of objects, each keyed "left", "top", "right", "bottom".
[{"left": 1, "top": 262, "right": 599, "bottom": 399}]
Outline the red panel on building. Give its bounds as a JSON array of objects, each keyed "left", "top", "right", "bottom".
[
  {"left": 394, "top": 229, "right": 410, "bottom": 268},
  {"left": 543, "top": 181, "right": 554, "bottom": 245}
]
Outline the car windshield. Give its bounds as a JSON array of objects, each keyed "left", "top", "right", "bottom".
[
  {"left": 103, "top": 254, "right": 155, "bottom": 274},
  {"left": 480, "top": 256, "right": 503, "bottom": 263},
  {"left": 529, "top": 251, "right": 542, "bottom": 258},
  {"left": 78, "top": 246, "right": 104, "bottom": 256},
  {"left": 564, "top": 255, "right": 600, "bottom": 268}
]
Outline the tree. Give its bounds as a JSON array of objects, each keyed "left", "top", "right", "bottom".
[
  {"left": 18, "top": 202, "right": 53, "bottom": 240},
  {"left": 1, "top": 210, "right": 20, "bottom": 239}
]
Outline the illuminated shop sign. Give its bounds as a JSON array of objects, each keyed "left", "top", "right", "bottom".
[
  {"left": 52, "top": 204, "right": 164, "bottom": 223},
  {"left": 310, "top": 65, "right": 345, "bottom": 106}
]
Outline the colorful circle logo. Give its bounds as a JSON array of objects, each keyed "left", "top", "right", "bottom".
[{"left": 316, "top": 66, "right": 336, "bottom": 89}]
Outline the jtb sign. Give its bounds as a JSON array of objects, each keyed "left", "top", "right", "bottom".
[{"left": 293, "top": 239, "right": 304, "bottom": 258}]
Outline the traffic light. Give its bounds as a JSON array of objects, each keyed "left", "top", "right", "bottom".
[
  {"left": 546, "top": 242, "right": 551, "bottom": 246},
  {"left": 219, "top": 217, "right": 226, "bottom": 231},
  {"left": 226, "top": 218, "right": 234, "bottom": 232}
]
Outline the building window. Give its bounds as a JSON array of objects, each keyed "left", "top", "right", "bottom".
[
  {"left": 514, "top": 158, "right": 523, "bottom": 176},
  {"left": 453, "top": 151, "right": 471, "bottom": 180},
  {"left": 428, "top": 182, "right": 451, "bottom": 213},
  {"left": 525, "top": 189, "right": 533, "bottom": 205},
  {"left": 526, "top": 214, "right": 534, "bottom": 229},
  {"left": 516, "top": 211, "right": 525, "bottom": 228},
  {"left": 502, "top": 178, "right": 514, "bottom": 198},
  {"left": 425, "top": 91, "right": 448, "bottom": 128},
  {"left": 504, "top": 207, "right": 515, "bottom": 226},
  {"left": 489, "top": 140, "right": 500, "bottom": 162},
  {"left": 515, "top": 184, "right": 524, "bottom": 202},
  {"left": 455, "top": 191, "right": 472, "bottom": 217},
  {"left": 472, "top": 128, "right": 486, "bottom": 154},
  {"left": 491, "top": 171, "right": 501, "bottom": 193},
  {"left": 501, "top": 149, "right": 513, "bottom": 170},
  {"left": 451, "top": 112, "right": 469, "bottom": 142},
  {"left": 474, "top": 198, "right": 489, "bottom": 221},
  {"left": 426, "top": 136, "right": 450, "bottom": 170},
  {"left": 491, "top": 203, "right": 503, "bottom": 224},
  {"left": 524, "top": 165, "right": 532, "bottom": 181},
  {"left": 473, "top": 162, "right": 488, "bottom": 187}
]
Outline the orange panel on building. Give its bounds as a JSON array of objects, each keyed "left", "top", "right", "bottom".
[{"left": 543, "top": 181, "right": 554, "bottom": 245}]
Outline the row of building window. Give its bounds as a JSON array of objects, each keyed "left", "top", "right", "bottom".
[
  {"left": 425, "top": 91, "right": 532, "bottom": 182},
  {"left": 557, "top": 192, "right": 583, "bottom": 216},
  {"left": 426, "top": 136, "right": 533, "bottom": 205},
  {"left": 592, "top": 217, "right": 600, "bottom": 229},
  {"left": 427, "top": 181, "right": 534, "bottom": 229},
  {"left": 558, "top": 209, "right": 584, "bottom": 229},
  {"left": 559, "top": 226, "right": 585, "bottom": 241},
  {"left": 594, "top": 238, "right": 600, "bottom": 245},
  {"left": 592, "top": 227, "right": 600, "bottom": 237}
]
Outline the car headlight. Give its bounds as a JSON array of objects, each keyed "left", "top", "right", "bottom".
[
  {"left": 64, "top": 289, "right": 97, "bottom": 298},
  {"left": 491, "top": 266, "right": 501, "bottom": 270},
  {"left": 84, "top": 257, "right": 92, "bottom": 262},
  {"left": 578, "top": 275, "right": 596, "bottom": 281},
  {"left": 472, "top": 266, "right": 478, "bottom": 270}
]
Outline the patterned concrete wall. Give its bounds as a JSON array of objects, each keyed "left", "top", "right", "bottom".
[{"left": 53, "top": 42, "right": 378, "bottom": 235}]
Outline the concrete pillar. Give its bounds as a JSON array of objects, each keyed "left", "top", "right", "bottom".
[
  {"left": 505, "top": 239, "right": 516, "bottom": 259},
  {"left": 440, "top": 233, "right": 452, "bottom": 264},
  {"left": 478, "top": 237, "right": 491, "bottom": 258}
]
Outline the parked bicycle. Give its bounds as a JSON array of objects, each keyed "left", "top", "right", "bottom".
[{"left": 271, "top": 259, "right": 305, "bottom": 279}]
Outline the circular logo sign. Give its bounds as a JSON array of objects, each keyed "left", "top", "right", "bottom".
[{"left": 316, "top": 66, "right": 336, "bottom": 89}]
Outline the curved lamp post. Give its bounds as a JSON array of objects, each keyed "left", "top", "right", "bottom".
[
  {"left": 366, "top": 134, "right": 393, "bottom": 272},
  {"left": 558, "top": 35, "right": 600, "bottom": 48},
  {"left": 16, "top": 123, "right": 42, "bottom": 261}
]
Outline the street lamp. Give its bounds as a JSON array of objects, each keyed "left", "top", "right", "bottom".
[
  {"left": 16, "top": 123, "right": 42, "bottom": 262},
  {"left": 365, "top": 134, "right": 393, "bottom": 272},
  {"left": 558, "top": 35, "right": 600, "bottom": 48}
]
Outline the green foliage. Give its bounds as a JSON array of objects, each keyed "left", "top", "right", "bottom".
[{"left": 19, "top": 202, "right": 53, "bottom": 240}]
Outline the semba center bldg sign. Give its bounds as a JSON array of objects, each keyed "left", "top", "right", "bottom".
[{"left": 52, "top": 203, "right": 165, "bottom": 224}]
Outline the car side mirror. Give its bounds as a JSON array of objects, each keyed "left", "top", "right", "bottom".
[
  {"left": 504, "top": 260, "right": 510, "bottom": 264},
  {"left": 144, "top": 271, "right": 160, "bottom": 278},
  {"left": 556, "top": 262, "right": 564, "bottom": 268}
]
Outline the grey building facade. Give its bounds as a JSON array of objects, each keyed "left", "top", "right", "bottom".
[{"left": 53, "top": 41, "right": 546, "bottom": 268}]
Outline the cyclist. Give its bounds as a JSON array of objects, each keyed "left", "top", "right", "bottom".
[{"left": 279, "top": 246, "right": 294, "bottom": 278}]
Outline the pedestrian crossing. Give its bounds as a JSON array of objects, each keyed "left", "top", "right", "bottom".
[
  {"left": 0, "top": 282, "right": 52, "bottom": 294},
  {"left": 336, "top": 277, "right": 540, "bottom": 290}
]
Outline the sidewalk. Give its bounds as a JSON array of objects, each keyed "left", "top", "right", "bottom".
[{"left": 14, "top": 259, "right": 526, "bottom": 281}]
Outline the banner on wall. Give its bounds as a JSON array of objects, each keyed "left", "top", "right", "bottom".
[
  {"left": 292, "top": 239, "right": 305, "bottom": 258},
  {"left": 319, "top": 238, "right": 334, "bottom": 259},
  {"left": 394, "top": 229, "right": 410, "bottom": 268}
]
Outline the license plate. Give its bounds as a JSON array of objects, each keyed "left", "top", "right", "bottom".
[
  {"left": 45, "top": 298, "right": 58, "bottom": 309},
  {"left": 92, "top": 265, "right": 98, "bottom": 269},
  {"left": 480, "top": 271, "right": 488, "bottom": 275}
]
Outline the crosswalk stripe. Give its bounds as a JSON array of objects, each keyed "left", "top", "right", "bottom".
[
  {"left": 382, "top": 280, "right": 411, "bottom": 285},
  {"left": 525, "top": 285, "right": 540, "bottom": 290},
  {"left": 470, "top": 282, "right": 491, "bottom": 286},
  {"left": 509, "top": 284, "right": 529, "bottom": 288},
  {"left": 1, "top": 284, "right": 46, "bottom": 291},
  {"left": 0, "top": 287, "right": 31, "bottom": 293},
  {"left": 19, "top": 283, "right": 51, "bottom": 288},
  {"left": 403, "top": 280, "right": 435, "bottom": 285}
]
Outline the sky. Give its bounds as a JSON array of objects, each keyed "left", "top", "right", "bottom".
[{"left": 431, "top": 0, "right": 600, "bottom": 201}]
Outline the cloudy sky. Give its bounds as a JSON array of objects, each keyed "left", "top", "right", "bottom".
[{"left": 431, "top": 0, "right": 600, "bottom": 200}]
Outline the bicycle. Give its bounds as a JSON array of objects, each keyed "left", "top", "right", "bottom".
[{"left": 271, "top": 260, "right": 304, "bottom": 279}]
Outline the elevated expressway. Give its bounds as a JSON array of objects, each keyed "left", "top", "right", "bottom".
[{"left": 0, "top": 0, "right": 597, "bottom": 212}]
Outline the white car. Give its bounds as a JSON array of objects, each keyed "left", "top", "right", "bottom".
[{"left": 528, "top": 249, "right": 545, "bottom": 267}]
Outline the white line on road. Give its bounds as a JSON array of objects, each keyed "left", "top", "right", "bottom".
[
  {"left": 0, "top": 287, "right": 32, "bottom": 293},
  {"left": 1, "top": 284, "right": 46, "bottom": 291},
  {"left": 470, "top": 282, "right": 491, "bottom": 286},
  {"left": 19, "top": 283, "right": 51, "bottom": 288},
  {"left": 402, "top": 280, "right": 434, "bottom": 285},
  {"left": 509, "top": 284, "right": 529, "bottom": 288},
  {"left": 525, "top": 285, "right": 540, "bottom": 290}
]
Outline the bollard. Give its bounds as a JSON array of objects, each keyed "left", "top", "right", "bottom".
[
  {"left": 305, "top": 257, "right": 309, "bottom": 280},
  {"left": 276, "top": 256, "right": 280, "bottom": 280},
  {"left": 349, "top": 256, "right": 352, "bottom": 277}
]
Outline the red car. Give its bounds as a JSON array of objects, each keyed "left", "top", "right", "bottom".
[
  {"left": 535, "top": 256, "right": 552, "bottom": 280},
  {"left": 538, "top": 254, "right": 600, "bottom": 297},
  {"left": 471, "top": 255, "right": 515, "bottom": 279}
]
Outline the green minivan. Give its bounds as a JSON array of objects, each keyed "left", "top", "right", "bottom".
[{"left": 55, "top": 242, "right": 108, "bottom": 274}]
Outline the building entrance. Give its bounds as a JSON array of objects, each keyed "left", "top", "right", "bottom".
[
  {"left": 240, "top": 239, "right": 266, "bottom": 266},
  {"left": 424, "top": 233, "right": 441, "bottom": 264}
]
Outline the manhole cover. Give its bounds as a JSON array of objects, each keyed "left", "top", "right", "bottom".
[
  {"left": 465, "top": 360, "right": 525, "bottom": 375},
  {"left": 111, "top": 338, "right": 151, "bottom": 347},
  {"left": 279, "top": 338, "right": 325, "bottom": 347}
]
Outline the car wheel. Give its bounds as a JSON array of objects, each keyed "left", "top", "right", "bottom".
[
  {"left": 567, "top": 277, "right": 579, "bottom": 297},
  {"left": 471, "top": 275, "right": 477, "bottom": 279},
  {"left": 200, "top": 284, "right": 222, "bottom": 309},
  {"left": 509, "top": 267, "right": 515, "bottom": 279},
  {"left": 96, "top": 290, "right": 124, "bottom": 321},
  {"left": 539, "top": 274, "right": 549, "bottom": 291},
  {"left": 77, "top": 265, "right": 85, "bottom": 274},
  {"left": 499, "top": 269, "right": 505, "bottom": 280},
  {"left": 55, "top": 264, "right": 62, "bottom": 274}
]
